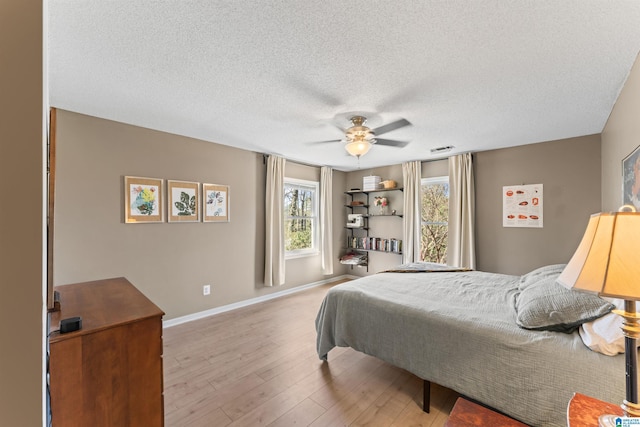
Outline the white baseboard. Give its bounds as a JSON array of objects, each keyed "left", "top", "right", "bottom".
[{"left": 163, "top": 274, "right": 354, "bottom": 328}]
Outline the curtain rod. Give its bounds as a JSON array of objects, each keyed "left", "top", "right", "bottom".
[{"left": 262, "top": 154, "right": 325, "bottom": 169}]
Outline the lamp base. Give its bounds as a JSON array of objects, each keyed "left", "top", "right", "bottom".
[
  {"left": 623, "top": 400, "right": 640, "bottom": 417},
  {"left": 599, "top": 415, "right": 616, "bottom": 427}
]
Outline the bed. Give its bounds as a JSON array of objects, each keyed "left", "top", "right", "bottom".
[{"left": 315, "top": 263, "right": 627, "bottom": 426}]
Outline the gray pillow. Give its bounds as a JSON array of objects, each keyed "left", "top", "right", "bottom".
[
  {"left": 519, "top": 264, "right": 567, "bottom": 290},
  {"left": 515, "top": 275, "right": 614, "bottom": 333}
]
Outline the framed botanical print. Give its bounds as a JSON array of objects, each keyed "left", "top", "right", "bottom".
[
  {"left": 124, "top": 176, "right": 164, "bottom": 223},
  {"left": 202, "top": 183, "right": 230, "bottom": 222},
  {"left": 167, "top": 180, "right": 200, "bottom": 222},
  {"left": 623, "top": 144, "right": 640, "bottom": 209}
]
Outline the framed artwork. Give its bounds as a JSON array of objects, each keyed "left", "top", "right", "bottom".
[
  {"left": 623, "top": 144, "right": 640, "bottom": 209},
  {"left": 167, "top": 180, "right": 200, "bottom": 222},
  {"left": 203, "top": 183, "right": 230, "bottom": 222},
  {"left": 124, "top": 176, "right": 164, "bottom": 223},
  {"left": 502, "top": 184, "right": 543, "bottom": 228}
]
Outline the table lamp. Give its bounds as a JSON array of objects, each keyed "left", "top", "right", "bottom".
[{"left": 557, "top": 206, "right": 640, "bottom": 425}]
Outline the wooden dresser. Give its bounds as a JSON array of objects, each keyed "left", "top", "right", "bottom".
[{"left": 49, "top": 277, "right": 165, "bottom": 427}]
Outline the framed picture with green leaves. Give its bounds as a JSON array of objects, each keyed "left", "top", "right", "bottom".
[
  {"left": 167, "top": 180, "right": 200, "bottom": 222},
  {"left": 124, "top": 176, "right": 164, "bottom": 223}
]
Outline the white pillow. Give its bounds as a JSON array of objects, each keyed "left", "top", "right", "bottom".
[{"left": 579, "top": 298, "right": 626, "bottom": 356}]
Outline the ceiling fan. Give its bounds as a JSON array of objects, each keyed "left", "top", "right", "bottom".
[{"left": 312, "top": 115, "right": 412, "bottom": 158}]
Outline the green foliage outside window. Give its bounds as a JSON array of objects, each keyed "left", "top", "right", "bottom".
[
  {"left": 285, "top": 219, "right": 312, "bottom": 251},
  {"left": 421, "top": 181, "right": 449, "bottom": 264},
  {"left": 284, "top": 185, "right": 315, "bottom": 252}
]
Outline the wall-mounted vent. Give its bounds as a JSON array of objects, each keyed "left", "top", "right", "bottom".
[{"left": 430, "top": 145, "right": 454, "bottom": 154}]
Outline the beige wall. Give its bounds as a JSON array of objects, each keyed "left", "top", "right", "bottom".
[
  {"left": 475, "top": 135, "right": 602, "bottom": 275},
  {"left": 422, "top": 159, "right": 449, "bottom": 178},
  {"left": 54, "top": 111, "right": 344, "bottom": 320},
  {"left": 602, "top": 52, "right": 640, "bottom": 211},
  {"left": 0, "top": 1, "right": 44, "bottom": 425}
]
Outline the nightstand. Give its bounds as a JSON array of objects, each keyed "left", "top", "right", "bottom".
[
  {"left": 445, "top": 397, "right": 527, "bottom": 427},
  {"left": 567, "top": 393, "right": 623, "bottom": 427}
]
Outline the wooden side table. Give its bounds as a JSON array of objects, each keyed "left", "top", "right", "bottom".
[
  {"left": 567, "top": 393, "right": 623, "bottom": 427},
  {"left": 445, "top": 397, "right": 528, "bottom": 427}
]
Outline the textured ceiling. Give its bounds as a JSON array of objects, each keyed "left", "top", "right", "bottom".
[{"left": 48, "top": 1, "right": 640, "bottom": 171}]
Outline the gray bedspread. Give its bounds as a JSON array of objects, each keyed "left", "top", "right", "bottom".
[{"left": 315, "top": 270, "right": 626, "bottom": 426}]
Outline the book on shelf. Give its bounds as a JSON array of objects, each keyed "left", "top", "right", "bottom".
[{"left": 346, "top": 236, "right": 403, "bottom": 253}]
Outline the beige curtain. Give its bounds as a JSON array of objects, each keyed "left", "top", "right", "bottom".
[
  {"left": 448, "top": 153, "right": 476, "bottom": 269},
  {"left": 264, "top": 155, "right": 286, "bottom": 286},
  {"left": 402, "top": 161, "right": 422, "bottom": 263},
  {"left": 320, "top": 166, "right": 333, "bottom": 275}
]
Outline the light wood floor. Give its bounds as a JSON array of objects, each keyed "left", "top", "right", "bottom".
[{"left": 163, "top": 280, "right": 459, "bottom": 426}]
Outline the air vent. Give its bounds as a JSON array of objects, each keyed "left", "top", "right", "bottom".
[{"left": 430, "top": 145, "right": 454, "bottom": 154}]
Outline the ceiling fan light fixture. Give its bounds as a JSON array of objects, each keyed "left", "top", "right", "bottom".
[
  {"left": 308, "top": 114, "right": 411, "bottom": 159},
  {"left": 345, "top": 139, "right": 372, "bottom": 158}
]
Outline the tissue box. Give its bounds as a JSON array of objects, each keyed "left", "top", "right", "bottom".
[{"left": 363, "top": 175, "right": 381, "bottom": 191}]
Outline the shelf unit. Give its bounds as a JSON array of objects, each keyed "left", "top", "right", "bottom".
[{"left": 341, "top": 188, "right": 404, "bottom": 269}]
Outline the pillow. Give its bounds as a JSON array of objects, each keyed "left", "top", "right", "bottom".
[
  {"left": 515, "top": 274, "right": 614, "bottom": 333},
  {"left": 579, "top": 298, "right": 629, "bottom": 356},
  {"left": 519, "top": 264, "right": 567, "bottom": 291}
]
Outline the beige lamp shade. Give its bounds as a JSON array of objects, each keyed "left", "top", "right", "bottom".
[
  {"left": 344, "top": 139, "right": 372, "bottom": 157},
  {"left": 557, "top": 211, "right": 640, "bottom": 300}
]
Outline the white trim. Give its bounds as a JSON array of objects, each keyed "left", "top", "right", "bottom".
[
  {"left": 163, "top": 274, "right": 353, "bottom": 328},
  {"left": 421, "top": 175, "right": 448, "bottom": 185},
  {"left": 285, "top": 249, "right": 320, "bottom": 260},
  {"left": 284, "top": 177, "right": 319, "bottom": 255},
  {"left": 284, "top": 176, "right": 317, "bottom": 187}
]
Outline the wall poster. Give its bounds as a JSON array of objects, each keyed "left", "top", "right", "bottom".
[{"left": 503, "top": 184, "right": 543, "bottom": 228}]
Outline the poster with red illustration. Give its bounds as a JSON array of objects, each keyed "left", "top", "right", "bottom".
[{"left": 503, "top": 184, "right": 543, "bottom": 228}]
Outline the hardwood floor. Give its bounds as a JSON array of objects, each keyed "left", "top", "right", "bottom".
[{"left": 163, "top": 280, "right": 459, "bottom": 426}]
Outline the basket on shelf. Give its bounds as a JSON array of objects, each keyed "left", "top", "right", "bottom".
[{"left": 380, "top": 180, "right": 397, "bottom": 189}]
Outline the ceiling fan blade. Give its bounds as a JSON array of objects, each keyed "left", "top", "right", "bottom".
[
  {"left": 374, "top": 138, "right": 410, "bottom": 148},
  {"left": 307, "top": 139, "right": 342, "bottom": 145},
  {"left": 372, "top": 118, "right": 411, "bottom": 136}
]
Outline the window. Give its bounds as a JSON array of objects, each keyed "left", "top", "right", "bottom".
[
  {"left": 284, "top": 178, "right": 319, "bottom": 258},
  {"left": 421, "top": 176, "right": 449, "bottom": 264}
]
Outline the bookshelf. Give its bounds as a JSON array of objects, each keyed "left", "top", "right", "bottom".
[{"left": 341, "top": 188, "right": 403, "bottom": 269}]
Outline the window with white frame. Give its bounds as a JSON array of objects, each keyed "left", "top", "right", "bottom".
[
  {"left": 284, "top": 178, "right": 319, "bottom": 258},
  {"left": 421, "top": 176, "right": 449, "bottom": 264}
]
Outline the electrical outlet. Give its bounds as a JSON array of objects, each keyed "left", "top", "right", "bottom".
[{"left": 203, "top": 285, "right": 211, "bottom": 296}]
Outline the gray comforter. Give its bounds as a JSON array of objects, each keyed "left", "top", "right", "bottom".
[{"left": 315, "top": 270, "right": 625, "bottom": 426}]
